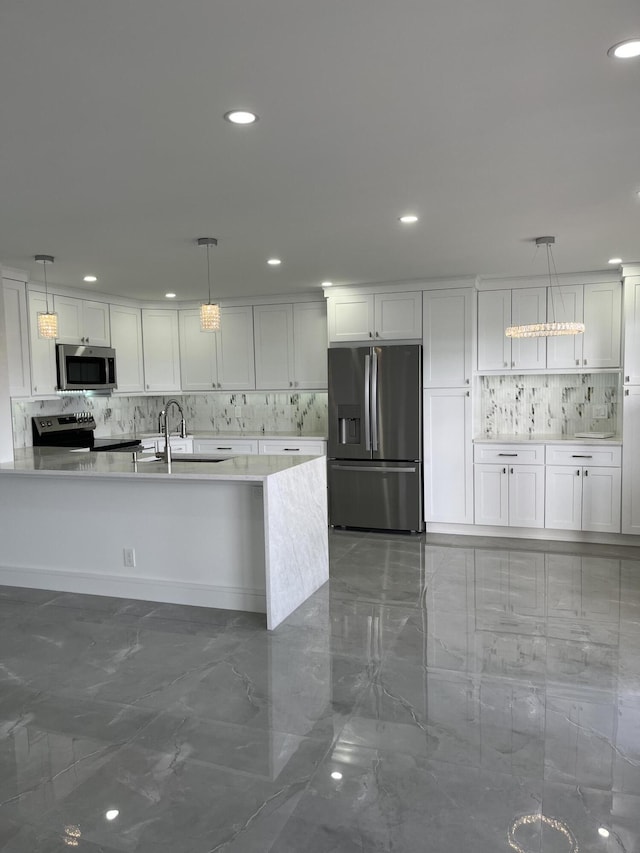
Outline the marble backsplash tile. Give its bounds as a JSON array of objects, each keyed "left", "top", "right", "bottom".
[
  {"left": 480, "top": 373, "right": 620, "bottom": 437},
  {"left": 12, "top": 392, "right": 328, "bottom": 448}
]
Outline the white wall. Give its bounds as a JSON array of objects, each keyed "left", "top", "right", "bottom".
[{"left": 0, "top": 275, "right": 15, "bottom": 461}]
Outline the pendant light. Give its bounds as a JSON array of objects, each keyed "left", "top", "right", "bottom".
[
  {"left": 198, "top": 237, "right": 220, "bottom": 331},
  {"left": 35, "top": 254, "right": 58, "bottom": 339},
  {"left": 505, "top": 236, "right": 585, "bottom": 338}
]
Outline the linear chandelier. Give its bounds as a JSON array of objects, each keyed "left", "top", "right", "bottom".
[
  {"left": 198, "top": 237, "right": 220, "bottom": 332},
  {"left": 505, "top": 236, "right": 585, "bottom": 339}
]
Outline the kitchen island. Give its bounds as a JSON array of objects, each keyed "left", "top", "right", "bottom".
[{"left": 0, "top": 450, "right": 328, "bottom": 629}]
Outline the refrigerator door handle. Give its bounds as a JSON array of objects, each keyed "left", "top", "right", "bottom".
[
  {"left": 371, "top": 349, "right": 379, "bottom": 451},
  {"left": 331, "top": 464, "right": 417, "bottom": 473},
  {"left": 364, "top": 354, "right": 371, "bottom": 451}
]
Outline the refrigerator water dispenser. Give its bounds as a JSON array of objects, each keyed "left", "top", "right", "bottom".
[{"left": 337, "top": 405, "right": 361, "bottom": 444}]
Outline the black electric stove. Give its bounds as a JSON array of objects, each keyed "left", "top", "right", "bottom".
[{"left": 32, "top": 413, "right": 142, "bottom": 452}]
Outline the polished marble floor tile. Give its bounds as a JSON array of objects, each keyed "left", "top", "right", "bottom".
[{"left": 2, "top": 529, "right": 640, "bottom": 850}]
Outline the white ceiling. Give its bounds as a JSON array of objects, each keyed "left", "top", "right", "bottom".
[{"left": 1, "top": 0, "right": 639, "bottom": 302}]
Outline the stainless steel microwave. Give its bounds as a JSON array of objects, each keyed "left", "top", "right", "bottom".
[{"left": 56, "top": 344, "right": 117, "bottom": 392}]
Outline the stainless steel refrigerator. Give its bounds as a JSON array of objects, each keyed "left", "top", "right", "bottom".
[{"left": 327, "top": 344, "right": 423, "bottom": 532}]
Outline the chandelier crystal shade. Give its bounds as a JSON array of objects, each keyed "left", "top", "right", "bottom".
[
  {"left": 198, "top": 237, "right": 220, "bottom": 332},
  {"left": 505, "top": 237, "right": 585, "bottom": 339},
  {"left": 35, "top": 254, "right": 58, "bottom": 339}
]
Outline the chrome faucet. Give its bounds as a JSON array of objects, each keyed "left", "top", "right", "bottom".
[{"left": 158, "top": 399, "right": 187, "bottom": 466}]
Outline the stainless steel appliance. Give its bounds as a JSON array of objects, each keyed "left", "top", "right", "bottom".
[
  {"left": 56, "top": 344, "right": 117, "bottom": 392},
  {"left": 32, "top": 414, "right": 142, "bottom": 452},
  {"left": 328, "top": 344, "right": 423, "bottom": 532}
]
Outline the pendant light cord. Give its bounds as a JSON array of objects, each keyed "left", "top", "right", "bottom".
[
  {"left": 43, "top": 259, "right": 50, "bottom": 313},
  {"left": 207, "top": 242, "right": 212, "bottom": 305}
]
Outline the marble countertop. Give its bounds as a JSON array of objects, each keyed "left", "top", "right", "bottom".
[
  {"left": 135, "top": 430, "right": 327, "bottom": 441},
  {"left": 0, "top": 448, "right": 322, "bottom": 482},
  {"left": 474, "top": 434, "right": 622, "bottom": 445}
]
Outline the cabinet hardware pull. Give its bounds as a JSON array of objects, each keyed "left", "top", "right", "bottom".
[
  {"left": 502, "top": 467, "right": 506, "bottom": 474},
  {"left": 572, "top": 454, "right": 592, "bottom": 458},
  {"left": 375, "top": 331, "right": 380, "bottom": 337},
  {"left": 585, "top": 470, "right": 589, "bottom": 476},
  {"left": 289, "top": 381, "right": 293, "bottom": 387},
  {"left": 498, "top": 453, "right": 518, "bottom": 457},
  {"left": 510, "top": 467, "right": 513, "bottom": 474},
  {"left": 626, "top": 389, "right": 630, "bottom": 396},
  {"left": 284, "top": 448, "right": 300, "bottom": 451},
  {"left": 465, "top": 378, "right": 470, "bottom": 384},
  {"left": 504, "top": 362, "right": 508, "bottom": 368},
  {"left": 217, "top": 447, "right": 232, "bottom": 450},
  {"left": 583, "top": 359, "right": 587, "bottom": 365},
  {"left": 626, "top": 376, "right": 630, "bottom": 382},
  {"left": 576, "top": 469, "right": 580, "bottom": 475},
  {"left": 466, "top": 391, "right": 470, "bottom": 397},
  {"left": 576, "top": 359, "right": 580, "bottom": 366},
  {"left": 369, "top": 331, "right": 373, "bottom": 338}
]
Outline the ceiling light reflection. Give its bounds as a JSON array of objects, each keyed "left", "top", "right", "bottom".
[
  {"left": 105, "top": 809, "right": 119, "bottom": 821},
  {"left": 330, "top": 771, "right": 343, "bottom": 780},
  {"left": 598, "top": 827, "right": 610, "bottom": 838}
]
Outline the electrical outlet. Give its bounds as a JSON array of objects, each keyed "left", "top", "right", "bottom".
[
  {"left": 234, "top": 406, "right": 242, "bottom": 417},
  {"left": 123, "top": 548, "right": 136, "bottom": 568},
  {"left": 593, "top": 405, "right": 607, "bottom": 419}
]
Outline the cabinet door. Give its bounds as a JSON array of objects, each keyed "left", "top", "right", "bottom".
[
  {"left": 623, "top": 276, "right": 640, "bottom": 385},
  {"left": 3, "top": 278, "right": 31, "bottom": 397},
  {"left": 582, "top": 281, "right": 621, "bottom": 369},
  {"left": 424, "top": 388, "right": 473, "bottom": 523},
  {"left": 374, "top": 292, "right": 422, "bottom": 340},
  {"left": 510, "top": 288, "right": 547, "bottom": 370},
  {"left": 193, "top": 438, "right": 258, "bottom": 455},
  {"left": 622, "top": 386, "right": 640, "bottom": 534},
  {"left": 423, "top": 288, "right": 473, "bottom": 387},
  {"left": 474, "top": 463, "right": 509, "bottom": 526},
  {"left": 546, "top": 284, "right": 584, "bottom": 369},
  {"left": 327, "top": 294, "right": 374, "bottom": 342},
  {"left": 82, "top": 300, "right": 110, "bottom": 346},
  {"left": 54, "top": 295, "right": 84, "bottom": 344},
  {"left": 258, "top": 439, "right": 327, "bottom": 456},
  {"left": 110, "top": 304, "right": 144, "bottom": 393},
  {"left": 27, "top": 291, "right": 57, "bottom": 396},
  {"left": 508, "top": 464, "right": 545, "bottom": 528},
  {"left": 54, "top": 296, "right": 110, "bottom": 346},
  {"left": 545, "top": 466, "right": 582, "bottom": 530},
  {"left": 477, "top": 290, "right": 511, "bottom": 371},
  {"left": 141, "top": 309, "right": 181, "bottom": 392},
  {"left": 178, "top": 309, "right": 218, "bottom": 391},
  {"left": 582, "top": 466, "right": 621, "bottom": 533},
  {"left": 216, "top": 305, "right": 255, "bottom": 390},
  {"left": 293, "top": 302, "right": 327, "bottom": 389},
  {"left": 253, "top": 303, "right": 294, "bottom": 390}
]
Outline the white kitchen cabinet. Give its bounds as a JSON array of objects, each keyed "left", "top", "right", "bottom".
[
  {"left": 192, "top": 438, "right": 258, "bottom": 455},
  {"left": 54, "top": 295, "right": 110, "bottom": 347},
  {"left": 27, "top": 291, "right": 57, "bottom": 396},
  {"left": 582, "top": 281, "right": 621, "bottom": 369},
  {"left": 423, "top": 388, "right": 473, "bottom": 523},
  {"left": 258, "top": 438, "right": 326, "bottom": 456},
  {"left": 179, "top": 309, "right": 219, "bottom": 391},
  {"left": 254, "top": 302, "right": 327, "bottom": 390},
  {"left": 109, "top": 304, "right": 144, "bottom": 393},
  {"left": 327, "top": 291, "right": 422, "bottom": 343},
  {"left": 3, "top": 278, "right": 31, "bottom": 397},
  {"left": 292, "top": 302, "right": 327, "bottom": 389},
  {"left": 422, "top": 288, "right": 473, "bottom": 387},
  {"left": 546, "top": 284, "right": 584, "bottom": 369},
  {"left": 141, "top": 309, "right": 181, "bottom": 392},
  {"left": 154, "top": 436, "right": 193, "bottom": 454},
  {"left": 217, "top": 305, "right": 255, "bottom": 390},
  {"left": 545, "top": 444, "right": 621, "bottom": 533},
  {"left": 622, "top": 386, "right": 640, "bottom": 535},
  {"left": 623, "top": 276, "right": 640, "bottom": 385},
  {"left": 477, "top": 288, "right": 546, "bottom": 371},
  {"left": 474, "top": 444, "right": 545, "bottom": 528}
]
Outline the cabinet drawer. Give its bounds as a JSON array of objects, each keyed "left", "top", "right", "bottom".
[
  {"left": 258, "top": 439, "right": 327, "bottom": 456},
  {"left": 473, "top": 444, "right": 544, "bottom": 465},
  {"left": 193, "top": 438, "right": 258, "bottom": 455},
  {"left": 546, "top": 444, "right": 621, "bottom": 467}
]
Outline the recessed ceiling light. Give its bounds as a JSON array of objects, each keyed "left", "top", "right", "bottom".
[
  {"left": 608, "top": 257, "right": 622, "bottom": 264},
  {"left": 267, "top": 258, "right": 282, "bottom": 266},
  {"left": 165, "top": 292, "right": 176, "bottom": 299},
  {"left": 330, "top": 771, "right": 343, "bottom": 780},
  {"left": 608, "top": 39, "right": 640, "bottom": 58},
  {"left": 399, "top": 214, "right": 419, "bottom": 224},
  {"left": 597, "top": 827, "right": 610, "bottom": 838},
  {"left": 224, "top": 110, "right": 258, "bottom": 125},
  {"left": 321, "top": 281, "right": 333, "bottom": 287},
  {"left": 83, "top": 275, "right": 97, "bottom": 283},
  {"left": 105, "top": 810, "right": 119, "bottom": 822}
]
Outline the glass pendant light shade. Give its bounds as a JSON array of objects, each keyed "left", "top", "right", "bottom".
[
  {"left": 200, "top": 301, "right": 220, "bottom": 331},
  {"left": 35, "top": 254, "right": 58, "bottom": 339},
  {"left": 505, "top": 237, "right": 585, "bottom": 339},
  {"left": 197, "top": 237, "right": 220, "bottom": 332}
]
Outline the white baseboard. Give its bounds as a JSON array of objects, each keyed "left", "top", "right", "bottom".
[
  {"left": 0, "top": 563, "right": 267, "bottom": 614},
  {"left": 425, "top": 522, "right": 640, "bottom": 548}
]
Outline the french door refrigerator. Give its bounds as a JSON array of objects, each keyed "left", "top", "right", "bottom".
[{"left": 328, "top": 344, "right": 423, "bottom": 532}]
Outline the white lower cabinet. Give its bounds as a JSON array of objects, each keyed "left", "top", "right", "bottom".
[
  {"left": 424, "top": 388, "right": 473, "bottom": 523},
  {"left": 545, "top": 444, "right": 621, "bottom": 533},
  {"left": 473, "top": 445, "right": 545, "bottom": 528},
  {"left": 257, "top": 438, "right": 326, "bottom": 456},
  {"left": 623, "top": 387, "right": 640, "bottom": 534},
  {"left": 193, "top": 438, "right": 258, "bottom": 455}
]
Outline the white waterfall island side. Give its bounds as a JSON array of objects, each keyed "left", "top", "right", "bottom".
[{"left": 0, "top": 451, "right": 328, "bottom": 629}]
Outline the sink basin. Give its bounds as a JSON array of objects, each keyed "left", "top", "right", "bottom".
[{"left": 154, "top": 453, "right": 233, "bottom": 463}]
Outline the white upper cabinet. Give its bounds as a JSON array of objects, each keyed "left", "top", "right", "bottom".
[
  {"left": 254, "top": 301, "right": 327, "bottom": 390},
  {"left": 546, "top": 284, "right": 584, "bottom": 369},
  {"left": 141, "top": 308, "right": 181, "bottom": 392},
  {"left": 3, "top": 278, "right": 31, "bottom": 397},
  {"left": 27, "top": 291, "right": 57, "bottom": 396},
  {"left": 510, "top": 287, "right": 547, "bottom": 370},
  {"left": 110, "top": 304, "right": 144, "bottom": 393},
  {"left": 216, "top": 305, "right": 255, "bottom": 390},
  {"left": 423, "top": 288, "right": 473, "bottom": 387},
  {"left": 623, "top": 276, "right": 640, "bottom": 385},
  {"left": 582, "top": 281, "right": 621, "bottom": 369},
  {"left": 179, "top": 309, "right": 219, "bottom": 391},
  {"left": 327, "top": 291, "right": 422, "bottom": 343},
  {"left": 54, "top": 295, "right": 110, "bottom": 347},
  {"left": 477, "top": 290, "right": 511, "bottom": 371}
]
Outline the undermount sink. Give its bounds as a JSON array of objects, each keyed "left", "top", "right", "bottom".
[{"left": 153, "top": 452, "right": 233, "bottom": 463}]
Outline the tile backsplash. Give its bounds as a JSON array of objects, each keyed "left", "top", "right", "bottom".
[
  {"left": 12, "top": 392, "right": 328, "bottom": 448},
  {"left": 480, "top": 373, "right": 620, "bottom": 437}
]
